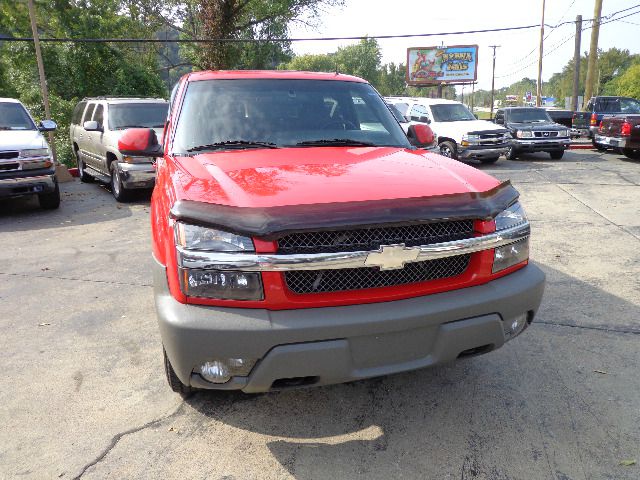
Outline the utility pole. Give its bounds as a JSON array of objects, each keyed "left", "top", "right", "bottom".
[
  {"left": 489, "top": 45, "right": 500, "bottom": 118},
  {"left": 536, "top": 0, "right": 546, "bottom": 107},
  {"left": 571, "top": 15, "right": 583, "bottom": 112},
  {"left": 27, "top": 0, "right": 57, "bottom": 163},
  {"left": 584, "top": 0, "right": 603, "bottom": 109}
]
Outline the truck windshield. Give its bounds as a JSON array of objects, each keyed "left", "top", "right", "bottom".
[
  {"left": 172, "top": 79, "right": 411, "bottom": 153},
  {"left": 430, "top": 103, "right": 476, "bottom": 122},
  {"left": 109, "top": 103, "right": 168, "bottom": 130},
  {"left": 0, "top": 102, "right": 36, "bottom": 130},
  {"left": 509, "top": 109, "right": 552, "bottom": 123}
]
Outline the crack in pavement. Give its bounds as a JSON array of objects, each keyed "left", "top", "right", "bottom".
[
  {"left": 0, "top": 271, "right": 151, "bottom": 288},
  {"left": 535, "top": 320, "right": 640, "bottom": 335},
  {"left": 72, "top": 401, "right": 187, "bottom": 480}
]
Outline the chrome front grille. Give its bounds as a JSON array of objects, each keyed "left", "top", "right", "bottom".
[
  {"left": 533, "top": 131, "right": 558, "bottom": 138},
  {"left": 284, "top": 254, "right": 471, "bottom": 294},
  {"left": 0, "top": 151, "right": 19, "bottom": 160},
  {"left": 277, "top": 220, "right": 475, "bottom": 254}
]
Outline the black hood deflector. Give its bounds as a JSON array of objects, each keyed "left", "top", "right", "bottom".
[{"left": 170, "top": 181, "right": 519, "bottom": 239}]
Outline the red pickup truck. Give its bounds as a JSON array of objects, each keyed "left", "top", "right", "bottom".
[
  {"left": 119, "top": 71, "right": 545, "bottom": 394},
  {"left": 594, "top": 115, "right": 640, "bottom": 159}
]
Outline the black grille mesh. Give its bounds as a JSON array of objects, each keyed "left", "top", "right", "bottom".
[
  {"left": 0, "top": 151, "right": 19, "bottom": 160},
  {"left": 278, "top": 220, "right": 474, "bottom": 254},
  {"left": 284, "top": 254, "right": 471, "bottom": 294}
]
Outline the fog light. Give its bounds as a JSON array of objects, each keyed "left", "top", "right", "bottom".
[
  {"left": 198, "top": 358, "right": 257, "bottom": 384},
  {"left": 503, "top": 313, "right": 528, "bottom": 340},
  {"left": 493, "top": 238, "right": 529, "bottom": 273}
]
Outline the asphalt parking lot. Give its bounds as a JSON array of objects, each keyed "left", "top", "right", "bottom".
[{"left": 1, "top": 149, "right": 639, "bottom": 480}]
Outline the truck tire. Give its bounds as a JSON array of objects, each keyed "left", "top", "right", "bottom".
[
  {"left": 164, "top": 347, "right": 193, "bottom": 396},
  {"left": 38, "top": 181, "right": 61, "bottom": 209},
  {"left": 438, "top": 141, "right": 458, "bottom": 160},
  {"left": 76, "top": 149, "right": 93, "bottom": 183},
  {"left": 110, "top": 161, "right": 132, "bottom": 202},
  {"left": 549, "top": 150, "right": 564, "bottom": 160},
  {"left": 623, "top": 148, "right": 640, "bottom": 160},
  {"left": 505, "top": 146, "right": 518, "bottom": 160},
  {"left": 479, "top": 156, "right": 500, "bottom": 164}
]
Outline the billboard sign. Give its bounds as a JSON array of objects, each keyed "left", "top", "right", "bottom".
[{"left": 407, "top": 45, "right": 478, "bottom": 85}]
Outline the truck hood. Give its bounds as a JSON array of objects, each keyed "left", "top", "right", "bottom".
[
  {"left": 172, "top": 147, "right": 501, "bottom": 208},
  {"left": 0, "top": 130, "right": 47, "bottom": 151}
]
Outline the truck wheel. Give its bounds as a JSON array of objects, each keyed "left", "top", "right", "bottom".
[
  {"left": 38, "top": 181, "right": 61, "bottom": 210},
  {"left": 164, "top": 347, "right": 193, "bottom": 396},
  {"left": 76, "top": 149, "right": 93, "bottom": 183},
  {"left": 438, "top": 141, "right": 458, "bottom": 160},
  {"left": 505, "top": 146, "right": 518, "bottom": 160},
  {"left": 623, "top": 148, "right": 640, "bottom": 160},
  {"left": 549, "top": 150, "right": 564, "bottom": 160},
  {"left": 479, "top": 156, "right": 500, "bottom": 164},
  {"left": 110, "top": 161, "right": 132, "bottom": 202}
]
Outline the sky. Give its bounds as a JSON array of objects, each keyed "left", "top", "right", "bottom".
[{"left": 288, "top": 0, "right": 640, "bottom": 92}]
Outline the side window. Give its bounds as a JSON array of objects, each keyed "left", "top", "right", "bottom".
[
  {"left": 83, "top": 103, "right": 96, "bottom": 124},
  {"left": 410, "top": 104, "right": 430, "bottom": 122},
  {"left": 72, "top": 102, "right": 87, "bottom": 125},
  {"left": 93, "top": 104, "right": 104, "bottom": 128}
]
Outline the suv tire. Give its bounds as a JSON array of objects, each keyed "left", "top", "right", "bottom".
[
  {"left": 164, "top": 347, "right": 193, "bottom": 396},
  {"left": 549, "top": 150, "right": 564, "bottom": 160},
  {"left": 38, "top": 181, "right": 61, "bottom": 210},
  {"left": 592, "top": 140, "right": 607, "bottom": 151},
  {"left": 110, "top": 161, "right": 132, "bottom": 202},
  {"left": 438, "top": 141, "right": 458, "bottom": 160},
  {"left": 623, "top": 148, "right": 640, "bottom": 160},
  {"left": 76, "top": 150, "right": 93, "bottom": 183},
  {"left": 505, "top": 146, "right": 518, "bottom": 160}
]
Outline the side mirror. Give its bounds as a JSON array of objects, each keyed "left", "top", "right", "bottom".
[
  {"left": 118, "top": 128, "right": 163, "bottom": 157},
  {"left": 417, "top": 115, "right": 431, "bottom": 124},
  {"left": 38, "top": 120, "right": 57, "bottom": 132},
  {"left": 83, "top": 120, "right": 101, "bottom": 132},
  {"left": 407, "top": 124, "right": 435, "bottom": 147}
]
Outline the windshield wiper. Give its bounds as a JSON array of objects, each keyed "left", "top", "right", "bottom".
[
  {"left": 293, "top": 139, "right": 377, "bottom": 147},
  {"left": 114, "top": 125, "right": 145, "bottom": 130},
  {"left": 186, "top": 140, "right": 278, "bottom": 152}
]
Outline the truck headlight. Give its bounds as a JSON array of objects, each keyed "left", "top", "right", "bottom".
[
  {"left": 19, "top": 148, "right": 50, "bottom": 158},
  {"left": 516, "top": 130, "right": 533, "bottom": 138},
  {"left": 461, "top": 134, "right": 480, "bottom": 146},
  {"left": 175, "top": 222, "right": 263, "bottom": 300},
  {"left": 175, "top": 222, "right": 254, "bottom": 252},
  {"left": 493, "top": 202, "right": 529, "bottom": 273}
]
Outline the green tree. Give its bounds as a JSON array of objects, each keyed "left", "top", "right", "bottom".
[
  {"left": 334, "top": 37, "right": 381, "bottom": 86},
  {"left": 613, "top": 63, "right": 640, "bottom": 99},
  {"left": 279, "top": 53, "right": 337, "bottom": 72}
]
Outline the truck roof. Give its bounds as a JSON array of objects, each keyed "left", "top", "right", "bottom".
[
  {"left": 0, "top": 98, "right": 22, "bottom": 104},
  {"left": 81, "top": 97, "right": 167, "bottom": 103},
  {"left": 385, "top": 96, "right": 462, "bottom": 106},
  {"left": 186, "top": 70, "right": 368, "bottom": 83}
]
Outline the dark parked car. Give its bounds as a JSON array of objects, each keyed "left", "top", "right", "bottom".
[
  {"left": 594, "top": 115, "right": 640, "bottom": 159},
  {"left": 572, "top": 96, "right": 640, "bottom": 147},
  {"left": 494, "top": 107, "right": 570, "bottom": 160}
]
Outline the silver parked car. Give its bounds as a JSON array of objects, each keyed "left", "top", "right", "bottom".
[{"left": 69, "top": 97, "right": 168, "bottom": 201}]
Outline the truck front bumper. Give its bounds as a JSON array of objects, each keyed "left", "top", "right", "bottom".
[
  {"left": 154, "top": 259, "right": 545, "bottom": 393},
  {"left": 0, "top": 171, "right": 57, "bottom": 198},
  {"left": 458, "top": 144, "right": 509, "bottom": 160},
  {"left": 511, "top": 138, "right": 571, "bottom": 153},
  {"left": 118, "top": 162, "right": 155, "bottom": 189}
]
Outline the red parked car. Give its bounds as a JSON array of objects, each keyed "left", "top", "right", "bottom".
[{"left": 119, "top": 71, "right": 545, "bottom": 394}]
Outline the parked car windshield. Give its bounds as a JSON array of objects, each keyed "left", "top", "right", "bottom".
[
  {"left": 0, "top": 102, "right": 36, "bottom": 130},
  {"left": 172, "top": 79, "right": 411, "bottom": 153},
  {"left": 430, "top": 103, "right": 476, "bottom": 122},
  {"left": 108, "top": 103, "right": 168, "bottom": 130},
  {"left": 509, "top": 108, "right": 552, "bottom": 123}
]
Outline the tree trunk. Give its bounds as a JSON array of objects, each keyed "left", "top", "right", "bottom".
[{"left": 198, "top": 0, "right": 241, "bottom": 70}]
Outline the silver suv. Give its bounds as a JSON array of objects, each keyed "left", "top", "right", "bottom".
[{"left": 69, "top": 97, "right": 168, "bottom": 201}]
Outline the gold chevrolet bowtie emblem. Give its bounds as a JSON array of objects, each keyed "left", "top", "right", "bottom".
[{"left": 364, "top": 244, "right": 420, "bottom": 270}]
